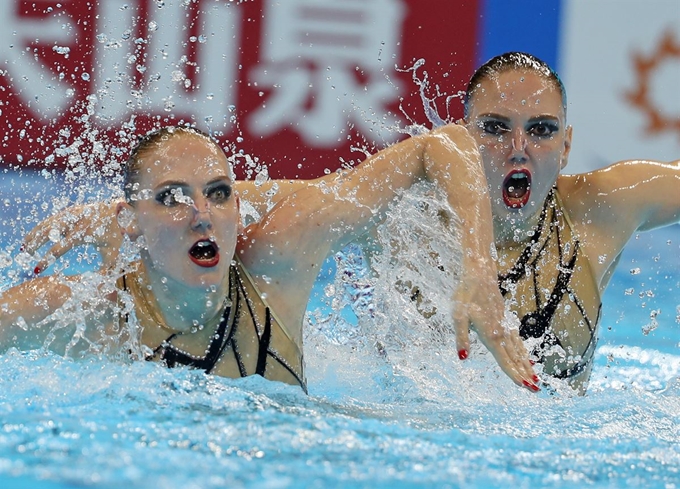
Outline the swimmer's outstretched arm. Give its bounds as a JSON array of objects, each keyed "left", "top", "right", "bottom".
[
  {"left": 0, "top": 274, "right": 119, "bottom": 353},
  {"left": 243, "top": 124, "right": 538, "bottom": 391},
  {"left": 559, "top": 158, "right": 680, "bottom": 289}
]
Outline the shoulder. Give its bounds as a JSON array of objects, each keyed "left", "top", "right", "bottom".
[{"left": 559, "top": 158, "right": 679, "bottom": 219}]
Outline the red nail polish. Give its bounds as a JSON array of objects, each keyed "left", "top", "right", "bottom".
[
  {"left": 522, "top": 379, "right": 540, "bottom": 392},
  {"left": 529, "top": 360, "right": 536, "bottom": 366},
  {"left": 458, "top": 349, "right": 468, "bottom": 360},
  {"left": 34, "top": 266, "right": 42, "bottom": 275},
  {"left": 532, "top": 375, "right": 539, "bottom": 384}
]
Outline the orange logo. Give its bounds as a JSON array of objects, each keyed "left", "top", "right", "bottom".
[{"left": 625, "top": 30, "right": 680, "bottom": 139}]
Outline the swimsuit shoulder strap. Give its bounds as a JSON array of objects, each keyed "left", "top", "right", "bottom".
[
  {"left": 554, "top": 188, "right": 603, "bottom": 306},
  {"left": 233, "top": 256, "right": 297, "bottom": 345},
  {"left": 498, "top": 188, "right": 554, "bottom": 293}
]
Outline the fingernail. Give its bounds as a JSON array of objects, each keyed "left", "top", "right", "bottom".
[
  {"left": 458, "top": 349, "right": 468, "bottom": 360},
  {"left": 532, "top": 374, "right": 539, "bottom": 384},
  {"left": 522, "top": 379, "right": 540, "bottom": 392},
  {"left": 34, "top": 266, "right": 42, "bottom": 275},
  {"left": 529, "top": 360, "right": 536, "bottom": 366}
]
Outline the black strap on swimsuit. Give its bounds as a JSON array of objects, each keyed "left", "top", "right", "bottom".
[
  {"left": 150, "top": 265, "right": 243, "bottom": 374},
  {"left": 151, "top": 265, "right": 274, "bottom": 377},
  {"left": 232, "top": 274, "right": 307, "bottom": 392},
  {"left": 497, "top": 189, "right": 598, "bottom": 379},
  {"left": 128, "top": 263, "right": 307, "bottom": 392}
]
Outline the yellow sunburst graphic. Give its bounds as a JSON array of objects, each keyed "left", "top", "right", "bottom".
[{"left": 625, "top": 30, "right": 680, "bottom": 140}]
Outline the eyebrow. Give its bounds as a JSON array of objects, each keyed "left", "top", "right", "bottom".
[
  {"left": 154, "top": 176, "right": 232, "bottom": 189},
  {"left": 205, "top": 177, "right": 232, "bottom": 186},
  {"left": 155, "top": 180, "right": 188, "bottom": 189},
  {"left": 477, "top": 113, "right": 561, "bottom": 124}
]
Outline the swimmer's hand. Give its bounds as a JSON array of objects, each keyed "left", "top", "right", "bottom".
[
  {"left": 22, "top": 201, "right": 122, "bottom": 274},
  {"left": 453, "top": 258, "right": 539, "bottom": 392}
]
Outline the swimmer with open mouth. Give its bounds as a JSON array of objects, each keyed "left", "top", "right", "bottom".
[
  {"left": 502, "top": 169, "right": 531, "bottom": 209},
  {"left": 189, "top": 238, "right": 220, "bottom": 268}
]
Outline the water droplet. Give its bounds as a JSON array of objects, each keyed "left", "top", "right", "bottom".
[
  {"left": 0, "top": 251, "right": 12, "bottom": 268},
  {"left": 52, "top": 45, "right": 70, "bottom": 55},
  {"left": 163, "top": 98, "right": 175, "bottom": 112},
  {"left": 14, "top": 252, "right": 32, "bottom": 270},
  {"left": 48, "top": 228, "right": 62, "bottom": 243},
  {"left": 15, "top": 316, "right": 28, "bottom": 331}
]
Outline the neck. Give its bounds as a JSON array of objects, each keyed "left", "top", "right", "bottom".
[
  {"left": 135, "top": 259, "right": 229, "bottom": 334},
  {"left": 494, "top": 192, "right": 553, "bottom": 269},
  {"left": 494, "top": 212, "right": 541, "bottom": 250}
]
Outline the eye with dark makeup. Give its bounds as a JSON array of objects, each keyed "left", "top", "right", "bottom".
[
  {"left": 528, "top": 121, "right": 559, "bottom": 138},
  {"left": 155, "top": 187, "right": 185, "bottom": 207},
  {"left": 205, "top": 183, "right": 232, "bottom": 204},
  {"left": 479, "top": 119, "right": 510, "bottom": 136}
]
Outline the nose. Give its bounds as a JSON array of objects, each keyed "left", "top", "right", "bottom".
[
  {"left": 190, "top": 196, "right": 212, "bottom": 231},
  {"left": 509, "top": 129, "right": 528, "bottom": 163}
]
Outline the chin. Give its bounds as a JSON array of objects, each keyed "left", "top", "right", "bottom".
[{"left": 183, "top": 266, "right": 225, "bottom": 288}]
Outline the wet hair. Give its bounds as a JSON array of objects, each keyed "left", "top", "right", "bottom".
[
  {"left": 123, "top": 125, "right": 220, "bottom": 203},
  {"left": 463, "top": 52, "right": 567, "bottom": 120}
]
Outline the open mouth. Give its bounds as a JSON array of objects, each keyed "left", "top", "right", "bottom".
[
  {"left": 188, "top": 239, "right": 220, "bottom": 268},
  {"left": 502, "top": 170, "right": 532, "bottom": 209}
]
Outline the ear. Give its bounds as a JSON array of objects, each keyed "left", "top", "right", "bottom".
[
  {"left": 116, "top": 201, "right": 141, "bottom": 240},
  {"left": 235, "top": 195, "right": 244, "bottom": 233},
  {"left": 561, "top": 125, "right": 573, "bottom": 170}
]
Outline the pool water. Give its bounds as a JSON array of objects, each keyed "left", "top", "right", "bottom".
[{"left": 0, "top": 171, "right": 679, "bottom": 488}]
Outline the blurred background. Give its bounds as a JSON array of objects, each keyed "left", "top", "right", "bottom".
[{"left": 0, "top": 0, "right": 677, "bottom": 178}]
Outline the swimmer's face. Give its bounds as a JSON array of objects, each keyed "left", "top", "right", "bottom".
[
  {"left": 466, "top": 70, "right": 572, "bottom": 229},
  {"left": 124, "top": 133, "right": 239, "bottom": 289}
]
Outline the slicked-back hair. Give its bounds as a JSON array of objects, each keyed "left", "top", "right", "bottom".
[
  {"left": 463, "top": 52, "right": 567, "bottom": 120},
  {"left": 123, "top": 126, "right": 218, "bottom": 203}
]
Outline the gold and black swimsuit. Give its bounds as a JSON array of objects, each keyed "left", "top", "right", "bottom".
[
  {"left": 498, "top": 188, "right": 602, "bottom": 390},
  {"left": 122, "top": 259, "right": 307, "bottom": 393}
]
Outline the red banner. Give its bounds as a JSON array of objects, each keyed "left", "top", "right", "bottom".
[{"left": 0, "top": 0, "right": 478, "bottom": 179}]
